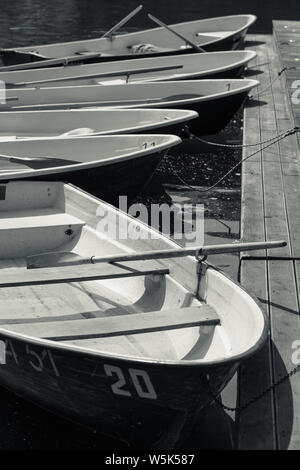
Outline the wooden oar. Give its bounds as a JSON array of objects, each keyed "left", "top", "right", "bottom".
[
  {"left": 0, "top": 52, "right": 104, "bottom": 72},
  {"left": 61, "top": 127, "right": 95, "bottom": 136},
  {"left": 148, "top": 13, "right": 206, "bottom": 53},
  {"left": 8, "top": 64, "right": 184, "bottom": 87},
  {"left": 8, "top": 94, "right": 200, "bottom": 111},
  {"left": 26, "top": 240, "right": 286, "bottom": 269},
  {"left": 0, "top": 153, "right": 78, "bottom": 168},
  {"left": 101, "top": 5, "right": 143, "bottom": 40},
  {"left": 0, "top": 6, "right": 143, "bottom": 73}
]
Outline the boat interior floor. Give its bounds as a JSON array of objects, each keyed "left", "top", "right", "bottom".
[
  {"left": 0, "top": 205, "right": 224, "bottom": 362},
  {"left": 0, "top": 260, "right": 220, "bottom": 361}
]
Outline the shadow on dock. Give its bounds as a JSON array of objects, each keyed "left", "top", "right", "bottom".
[
  {"left": 244, "top": 39, "right": 267, "bottom": 47},
  {"left": 245, "top": 98, "right": 268, "bottom": 108},
  {"left": 244, "top": 68, "right": 265, "bottom": 76}
]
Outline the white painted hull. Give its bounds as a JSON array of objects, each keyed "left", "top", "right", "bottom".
[
  {"left": 2, "top": 51, "right": 256, "bottom": 87},
  {"left": 0, "top": 108, "right": 198, "bottom": 139},
  {"left": 3, "top": 14, "right": 257, "bottom": 59},
  {"left": 3, "top": 79, "right": 259, "bottom": 135},
  {"left": 0, "top": 180, "right": 267, "bottom": 447},
  {"left": 0, "top": 133, "right": 180, "bottom": 180}
]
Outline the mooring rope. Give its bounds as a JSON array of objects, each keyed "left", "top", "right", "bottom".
[
  {"left": 170, "top": 126, "right": 300, "bottom": 194},
  {"left": 246, "top": 61, "right": 270, "bottom": 69},
  {"left": 248, "top": 66, "right": 287, "bottom": 99},
  {"left": 211, "top": 363, "right": 300, "bottom": 413},
  {"left": 190, "top": 127, "right": 290, "bottom": 149}
]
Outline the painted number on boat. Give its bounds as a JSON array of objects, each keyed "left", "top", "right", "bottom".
[
  {"left": 26, "top": 346, "right": 60, "bottom": 376},
  {"left": 143, "top": 142, "right": 156, "bottom": 149},
  {"left": 104, "top": 364, "right": 157, "bottom": 400}
]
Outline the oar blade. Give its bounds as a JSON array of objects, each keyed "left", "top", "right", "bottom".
[
  {"left": 61, "top": 128, "right": 95, "bottom": 137},
  {"left": 27, "top": 251, "right": 84, "bottom": 269}
]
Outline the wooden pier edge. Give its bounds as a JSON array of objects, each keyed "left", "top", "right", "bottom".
[{"left": 237, "top": 28, "right": 300, "bottom": 450}]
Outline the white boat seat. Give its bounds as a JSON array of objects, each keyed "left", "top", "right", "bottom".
[
  {"left": 0, "top": 305, "right": 220, "bottom": 341},
  {"left": 0, "top": 208, "right": 83, "bottom": 230},
  {"left": 0, "top": 259, "right": 170, "bottom": 287},
  {"left": 195, "top": 31, "right": 235, "bottom": 38},
  {"left": 0, "top": 209, "right": 85, "bottom": 258}
]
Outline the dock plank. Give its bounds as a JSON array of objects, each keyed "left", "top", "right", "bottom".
[{"left": 239, "top": 28, "right": 300, "bottom": 450}]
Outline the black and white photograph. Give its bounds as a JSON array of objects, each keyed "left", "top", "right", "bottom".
[{"left": 0, "top": 0, "right": 299, "bottom": 458}]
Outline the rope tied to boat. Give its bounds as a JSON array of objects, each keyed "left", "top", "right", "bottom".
[
  {"left": 209, "top": 363, "right": 300, "bottom": 413},
  {"left": 248, "top": 66, "right": 287, "bottom": 99},
  {"left": 182, "top": 125, "right": 295, "bottom": 149},
  {"left": 175, "top": 126, "right": 300, "bottom": 194}
]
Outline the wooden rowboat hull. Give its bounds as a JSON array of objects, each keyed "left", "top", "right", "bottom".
[{"left": 0, "top": 322, "right": 238, "bottom": 448}]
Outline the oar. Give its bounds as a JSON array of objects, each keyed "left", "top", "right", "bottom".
[
  {"left": 26, "top": 240, "right": 286, "bottom": 269},
  {"left": 8, "top": 64, "right": 184, "bottom": 87},
  {"left": 0, "top": 6, "right": 143, "bottom": 73},
  {"left": 0, "top": 153, "right": 78, "bottom": 168},
  {"left": 0, "top": 52, "right": 104, "bottom": 72},
  {"left": 102, "top": 5, "right": 143, "bottom": 40},
  {"left": 148, "top": 13, "right": 206, "bottom": 53},
  {"left": 60, "top": 127, "right": 95, "bottom": 136},
  {"left": 10, "top": 94, "right": 201, "bottom": 112}
]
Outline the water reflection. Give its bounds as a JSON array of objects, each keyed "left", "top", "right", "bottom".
[{"left": 0, "top": 0, "right": 299, "bottom": 48}]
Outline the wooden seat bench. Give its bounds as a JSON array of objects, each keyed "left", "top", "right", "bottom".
[
  {"left": 0, "top": 259, "right": 170, "bottom": 288},
  {"left": 0, "top": 305, "right": 220, "bottom": 341}
]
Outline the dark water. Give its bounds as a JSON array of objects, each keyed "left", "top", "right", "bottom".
[
  {"left": 0, "top": 0, "right": 299, "bottom": 49},
  {"left": 0, "top": 0, "right": 273, "bottom": 451}
]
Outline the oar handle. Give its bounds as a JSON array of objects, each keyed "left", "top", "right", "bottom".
[
  {"left": 102, "top": 5, "right": 143, "bottom": 40},
  {"left": 147, "top": 14, "right": 206, "bottom": 53},
  {"left": 63, "top": 240, "right": 288, "bottom": 265},
  {"left": 26, "top": 240, "right": 286, "bottom": 269}
]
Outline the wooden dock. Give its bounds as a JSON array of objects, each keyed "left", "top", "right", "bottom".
[{"left": 237, "top": 23, "right": 300, "bottom": 450}]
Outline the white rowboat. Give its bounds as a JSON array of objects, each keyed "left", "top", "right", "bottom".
[
  {"left": 3, "top": 79, "right": 259, "bottom": 135},
  {"left": 0, "top": 180, "right": 280, "bottom": 447},
  {"left": 0, "top": 14, "right": 257, "bottom": 68},
  {"left": 0, "top": 134, "right": 181, "bottom": 203},
  {"left": 0, "top": 108, "right": 198, "bottom": 139},
  {"left": 2, "top": 51, "right": 256, "bottom": 87}
]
